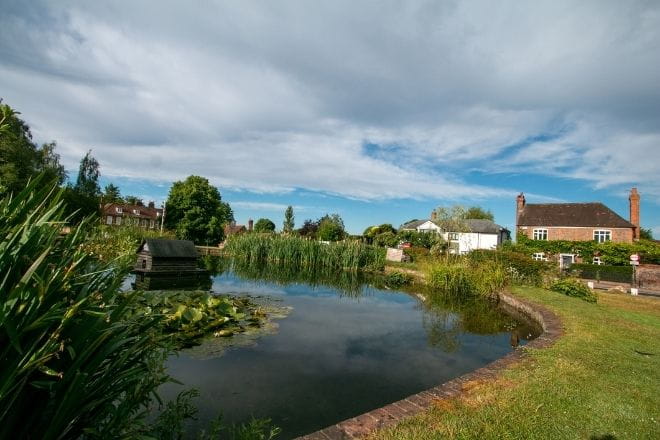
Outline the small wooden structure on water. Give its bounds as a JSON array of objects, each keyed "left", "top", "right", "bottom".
[{"left": 134, "top": 239, "right": 204, "bottom": 274}]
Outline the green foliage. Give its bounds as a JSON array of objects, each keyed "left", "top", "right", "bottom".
[
  {"left": 74, "top": 149, "right": 101, "bottom": 197},
  {"left": 297, "top": 218, "right": 319, "bottom": 238},
  {"left": 283, "top": 205, "right": 295, "bottom": 234},
  {"left": 60, "top": 185, "right": 100, "bottom": 224},
  {"left": 254, "top": 217, "right": 276, "bottom": 233},
  {"left": 640, "top": 228, "right": 653, "bottom": 240},
  {"left": 165, "top": 175, "right": 234, "bottom": 245},
  {"left": 225, "top": 234, "right": 385, "bottom": 271},
  {"left": 427, "top": 259, "right": 508, "bottom": 299},
  {"left": 317, "top": 213, "right": 345, "bottom": 241},
  {"left": 0, "top": 102, "right": 67, "bottom": 195},
  {"left": 404, "top": 246, "right": 431, "bottom": 262},
  {"left": 464, "top": 206, "right": 494, "bottom": 220},
  {"left": 397, "top": 230, "right": 443, "bottom": 249},
  {"left": 468, "top": 249, "right": 553, "bottom": 286},
  {"left": 550, "top": 278, "right": 598, "bottom": 303},
  {"left": 384, "top": 271, "right": 413, "bottom": 288},
  {"left": 124, "top": 195, "right": 143, "bottom": 205},
  {"left": 84, "top": 224, "right": 175, "bottom": 266},
  {"left": 0, "top": 178, "right": 173, "bottom": 439},
  {"left": 569, "top": 263, "right": 633, "bottom": 283},
  {"left": 510, "top": 233, "right": 660, "bottom": 265},
  {"left": 431, "top": 205, "right": 470, "bottom": 232},
  {"left": 102, "top": 183, "right": 123, "bottom": 203}
]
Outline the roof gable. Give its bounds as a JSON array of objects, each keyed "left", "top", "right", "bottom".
[
  {"left": 518, "top": 203, "right": 634, "bottom": 228},
  {"left": 138, "top": 239, "right": 198, "bottom": 258},
  {"left": 463, "top": 219, "right": 505, "bottom": 234}
]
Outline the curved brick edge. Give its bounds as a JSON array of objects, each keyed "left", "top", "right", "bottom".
[{"left": 296, "top": 291, "right": 563, "bottom": 440}]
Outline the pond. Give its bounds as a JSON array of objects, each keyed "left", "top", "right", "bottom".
[{"left": 140, "top": 266, "right": 539, "bottom": 439}]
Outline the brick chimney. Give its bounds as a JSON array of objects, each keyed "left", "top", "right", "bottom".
[
  {"left": 430, "top": 210, "right": 437, "bottom": 221},
  {"left": 148, "top": 201, "right": 155, "bottom": 209},
  {"left": 629, "top": 187, "right": 640, "bottom": 240},
  {"left": 248, "top": 218, "right": 254, "bottom": 232},
  {"left": 516, "top": 193, "right": 526, "bottom": 224}
]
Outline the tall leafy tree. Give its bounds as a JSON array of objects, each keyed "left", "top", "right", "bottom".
[
  {"left": 254, "top": 218, "right": 276, "bottom": 233},
  {"left": 283, "top": 205, "right": 295, "bottom": 234},
  {"left": 298, "top": 219, "right": 319, "bottom": 238},
  {"left": 102, "top": 183, "right": 123, "bottom": 203},
  {"left": 164, "top": 175, "right": 233, "bottom": 244},
  {"left": 36, "top": 141, "right": 67, "bottom": 185},
  {"left": 464, "top": 206, "right": 494, "bottom": 221},
  {"left": 124, "top": 195, "right": 143, "bottom": 206},
  {"left": 74, "top": 150, "right": 101, "bottom": 197},
  {"left": 317, "top": 214, "right": 345, "bottom": 241}
]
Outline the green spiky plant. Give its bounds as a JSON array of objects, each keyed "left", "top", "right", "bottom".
[{"left": 0, "top": 177, "right": 172, "bottom": 439}]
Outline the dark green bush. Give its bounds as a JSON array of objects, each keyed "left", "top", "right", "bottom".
[
  {"left": 570, "top": 263, "right": 632, "bottom": 283},
  {"left": 403, "top": 246, "right": 430, "bottom": 262},
  {"left": 384, "top": 271, "right": 413, "bottom": 288},
  {"left": 550, "top": 278, "right": 598, "bottom": 303}
]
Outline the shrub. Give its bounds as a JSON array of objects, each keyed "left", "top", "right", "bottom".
[
  {"left": 550, "top": 278, "right": 598, "bottom": 303},
  {"left": 468, "top": 249, "right": 552, "bottom": 286},
  {"left": 427, "top": 259, "right": 507, "bottom": 299},
  {"left": 384, "top": 271, "right": 413, "bottom": 288},
  {"left": 403, "top": 246, "right": 431, "bottom": 262},
  {"left": 570, "top": 263, "right": 632, "bottom": 283}
]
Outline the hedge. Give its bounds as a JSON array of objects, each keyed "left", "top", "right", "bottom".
[{"left": 570, "top": 263, "right": 633, "bottom": 283}]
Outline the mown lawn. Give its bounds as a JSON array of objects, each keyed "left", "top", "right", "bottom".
[{"left": 371, "top": 287, "right": 660, "bottom": 440}]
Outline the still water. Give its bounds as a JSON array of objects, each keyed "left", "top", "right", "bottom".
[{"left": 152, "top": 269, "right": 538, "bottom": 439}]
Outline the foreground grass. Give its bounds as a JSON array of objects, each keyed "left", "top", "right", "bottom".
[{"left": 373, "top": 287, "right": 660, "bottom": 440}]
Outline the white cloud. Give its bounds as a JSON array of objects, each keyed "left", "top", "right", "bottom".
[{"left": 0, "top": 0, "right": 659, "bottom": 203}]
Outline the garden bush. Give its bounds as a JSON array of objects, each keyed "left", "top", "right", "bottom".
[
  {"left": 550, "top": 278, "right": 598, "bottom": 303},
  {"left": 427, "top": 259, "right": 507, "bottom": 299},
  {"left": 468, "top": 249, "right": 553, "bottom": 286},
  {"left": 384, "top": 271, "right": 413, "bottom": 288},
  {"left": 570, "top": 263, "right": 633, "bottom": 283}
]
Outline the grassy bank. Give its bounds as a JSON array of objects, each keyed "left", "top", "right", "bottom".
[
  {"left": 371, "top": 287, "right": 660, "bottom": 439},
  {"left": 224, "top": 234, "right": 385, "bottom": 271}
]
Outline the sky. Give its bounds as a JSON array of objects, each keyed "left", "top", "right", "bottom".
[{"left": 1, "top": 0, "right": 659, "bottom": 235}]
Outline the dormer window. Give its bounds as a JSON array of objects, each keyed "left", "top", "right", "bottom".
[
  {"left": 133, "top": 209, "right": 140, "bottom": 215},
  {"left": 115, "top": 207, "right": 123, "bottom": 214}
]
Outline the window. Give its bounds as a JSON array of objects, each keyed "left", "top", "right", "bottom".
[
  {"left": 116, "top": 216, "right": 121, "bottom": 225},
  {"left": 593, "top": 256, "right": 602, "bottom": 265},
  {"left": 593, "top": 230, "right": 611, "bottom": 243},
  {"left": 150, "top": 220, "right": 155, "bottom": 229},
  {"left": 106, "top": 215, "right": 113, "bottom": 225},
  {"left": 133, "top": 209, "right": 140, "bottom": 215},
  {"left": 115, "top": 207, "right": 123, "bottom": 214},
  {"left": 448, "top": 232, "right": 459, "bottom": 241},
  {"left": 532, "top": 252, "right": 548, "bottom": 261},
  {"left": 533, "top": 229, "right": 548, "bottom": 240}
]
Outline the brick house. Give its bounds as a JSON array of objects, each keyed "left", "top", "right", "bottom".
[
  {"left": 101, "top": 201, "right": 163, "bottom": 229},
  {"left": 516, "top": 188, "right": 640, "bottom": 266}
]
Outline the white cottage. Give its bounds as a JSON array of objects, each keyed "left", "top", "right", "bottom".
[{"left": 399, "top": 218, "right": 510, "bottom": 254}]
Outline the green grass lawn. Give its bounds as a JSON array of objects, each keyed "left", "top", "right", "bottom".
[{"left": 372, "top": 287, "right": 660, "bottom": 440}]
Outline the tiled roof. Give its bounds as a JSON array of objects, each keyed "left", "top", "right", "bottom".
[
  {"left": 138, "top": 239, "right": 198, "bottom": 258},
  {"left": 463, "top": 219, "right": 507, "bottom": 234},
  {"left": 517, "top": 203, "right": 634, "bottom": 228}
]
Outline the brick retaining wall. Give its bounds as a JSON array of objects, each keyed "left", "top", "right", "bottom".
[{"left": 297, "top": 292, "right": 563, "bottom": 440}]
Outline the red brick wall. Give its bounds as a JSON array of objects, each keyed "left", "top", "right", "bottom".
[
  {"left": 637, "top": 264, "right": 660, "bottom": 290},
  {"left": 517, "top": 226, "right": 633, "bottom": 243}
]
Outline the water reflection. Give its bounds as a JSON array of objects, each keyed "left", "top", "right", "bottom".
[{"left": 132, "top": 271, "right": 212, "bottom": 291}]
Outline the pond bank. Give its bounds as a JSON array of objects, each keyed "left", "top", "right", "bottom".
[{"left": 297, "top": 290, "right": 562, "bottom": 440}]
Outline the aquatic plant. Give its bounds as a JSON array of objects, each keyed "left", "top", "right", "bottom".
[
  {"left": 224, "top": 234, "right": 385, "bottom": 271},
  {"left": 426, "top": 258, "right": 508, "bottom": 299},
  {"left": 0, "top": 178, "right": 172, "bottom": 439}
]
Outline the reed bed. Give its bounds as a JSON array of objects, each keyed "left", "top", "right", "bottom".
[
  {"left": 224, "top": 234, "right": 385, "bottom": 271},
  {"left": 426, "top": 258, "right": 508, "bottom": 299}
]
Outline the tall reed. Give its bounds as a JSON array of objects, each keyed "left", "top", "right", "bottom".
[
  {"left": 0, "top": 178, "right": 171, "bottom": 439},
  {"left": 426, "top": 257, "right": 508, "bottom": 299},
  {"left": 224, "top": 234, "right": 385, "bottom": 271}
]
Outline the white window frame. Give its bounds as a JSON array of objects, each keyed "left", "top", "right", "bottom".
[
  {"left": 133, "top": 209, "right": 140, "bottom": 215},
  {"left": 593, "top": 256, "right": 602, "bottom": 265},
  {"left": 448, "top": 232, "right": 459, "bottom": 241},
  {"left": 115, "top": 207, "right": 123, "bottom": 214},
  {"left": 106, "top": 215, "right": 113, "bottom": 225},
  {"left": 532, "top": 252, "right": 548, "bottom": 261},
  {"left": 593, "top": 229, "right": 611, "bottom": 243},
  {"left": 533, "top": 228, "right": 548, "bottom": 240},
  {"left": 150, "top": 220, "right": 155, "bottom": 229},
  {"left": 559, "top": 253, "right": 575, "bottom": 269}
]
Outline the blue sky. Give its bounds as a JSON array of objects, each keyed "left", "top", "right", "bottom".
[{"left": 2, "top": 1, "right": 659, "bottom": 235}]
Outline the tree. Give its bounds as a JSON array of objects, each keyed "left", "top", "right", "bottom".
[
  {"left": 640, "top": 228, "right": 654, "bottom": 240},
  {"left": 254, "top": 218, "right": 276, "bottom": 233},
  {"left": 317, "top": 214, "right": 345, "bottom": 241},
  {"left": 74, "top": 150, "right": 101, "bottom": 197},
  {"left": 124, "top": 195, "right": 143, "bottom": 206},
  {"left": 464, "top": 206, "right": 494, "bottom": 221},
  {"left": 103, "top": 184, "right": 123, "bottom": 204},
  {"left": 432, "top": 205, "right": 470, "bottom": 232},
  {"left": 298, "top": 219, "right": 319, "bottom": 238},
  {"left": 164, "top": 175, "right": 233, "bottom": 244},
  {"left": 283, "top": 205, "right": 295, "bottom": 234}
]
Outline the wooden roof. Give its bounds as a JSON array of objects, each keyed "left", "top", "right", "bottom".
[
  {"left": 517, "top": 203, "right": 634, "bottom": 228},
  {"left": 138, "top": 239, "right": 199, "bottom": 258}
]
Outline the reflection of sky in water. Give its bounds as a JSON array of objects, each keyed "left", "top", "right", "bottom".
[{"left": 161, "top": 271, "right": 534, "bottom": 439}]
